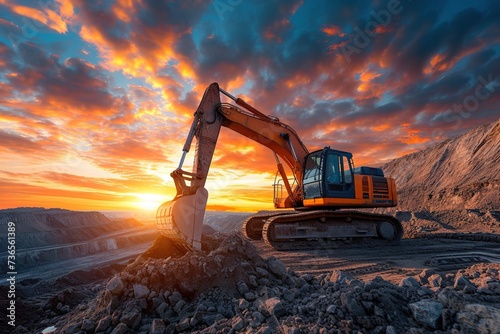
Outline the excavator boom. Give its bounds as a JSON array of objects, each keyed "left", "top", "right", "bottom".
[
  {"left": 156, "top": 83, "right": 308, "bottom": 250},
  {"left": 156, "top": 83, "right": 222, "bottom": 250}
]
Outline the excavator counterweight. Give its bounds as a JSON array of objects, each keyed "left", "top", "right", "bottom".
[{"left": 157, "top": 83, "right": 402, "bottom": 251}]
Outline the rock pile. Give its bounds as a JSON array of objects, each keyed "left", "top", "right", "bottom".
[{"left": 41, "top": 233, "right": 500, "bottom": 334}]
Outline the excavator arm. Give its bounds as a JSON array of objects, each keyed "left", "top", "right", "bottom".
[{"left": 156, "top": 83, "right": 309, "bottom": 250}]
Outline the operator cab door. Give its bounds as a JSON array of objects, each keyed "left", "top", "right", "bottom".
[
  {"left": 302, "top": 150, "right": 323, "bottom": 199},
  {"left": 324, "top": 150, "right": 354, "bottom": 199}
]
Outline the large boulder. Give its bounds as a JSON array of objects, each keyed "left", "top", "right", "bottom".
[
  {"left": 409, "top": 299, "right": 443, "bottom": 329},
  {"left": 106, "top": 276, "right": 125, "bottom": 296},
  {"left": 267, "top": 256, "right": 287, "bottom": 279},
  {"left": 133, "top": 284, "right": 150, "bottom": 299},
  {"left": 263, "top": 297, "right": 286, "bottom": 318},
  {"left": 456, "top": 304, "right": 500, "bottom": 334}
]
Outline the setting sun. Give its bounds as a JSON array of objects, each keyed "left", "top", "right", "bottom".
[{"left": 133, "top": 193, "right": 169, "bottom": 211}]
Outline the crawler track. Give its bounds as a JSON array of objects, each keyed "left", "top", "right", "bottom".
[
  {"left": 262, "top": 210, "right": 403, "bottom": 250},
  {"left": 241, "top": 210, "right": 295, "bottom": 240}
]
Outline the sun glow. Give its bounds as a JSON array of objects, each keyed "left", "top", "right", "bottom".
[{"left": 133, "top": 193, "right": 169, "bottom": 211}]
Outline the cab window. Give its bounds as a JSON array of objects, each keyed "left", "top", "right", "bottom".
[
  {"left": 303, "top": 151, "right": 322, "bottom": 183},
  {"left": 303, "top": 151, "right": 323, "bottom": 198},
  {"left": 343, "top": 155, "right": 352, "bottom": 184},
  {"left": 325, "top": 153, "right": 342, "bottom": 184}
]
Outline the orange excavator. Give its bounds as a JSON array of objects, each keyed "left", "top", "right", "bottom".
[{"left": 156, "top": 83, "right": 402, "bottom": 250}]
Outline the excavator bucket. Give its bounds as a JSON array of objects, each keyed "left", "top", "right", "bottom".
[{"left": 156, "top": 187, "right": 209, "bottom": 251}]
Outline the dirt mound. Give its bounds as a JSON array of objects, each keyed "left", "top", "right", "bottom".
[
  {"left": 25, "top": 232, "right": 499, "bottom": 334},
  {"left": 111, "top": 233, "right": 273, "bottom": 299},
  {"left": 139, "top": 235, "right": 192, "bottom": 259},
  {"left": 139, "top": 234, "right": 222, "bottom": 260}
]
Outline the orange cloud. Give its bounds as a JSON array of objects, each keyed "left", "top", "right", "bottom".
[
  {"left": 374, "top": 25, "right": 393, "bottom": 34},
  {"left": 77, "top": 13, "right": 200, "bottom": 124},
  {"left": 397, "top": 129, "right": 430, "bottom": 145},
  {"left": 263, "top": 19, "right": 290, "bottom": 42},
  {"left": 56, "top": 0, "right": 74, "bottom": 20},
  {"left": 356, "top": 69, "right": 383, "bottom": 97},
  {"left": 423, "top": 53, "right": 449, "bottom": 74},
  {"left": 226, "top": 76, "right": 246, "bottom": 92},
  {"left": 0, "top": 178, "right": 131, "bottom": 210},
  {"left": 284, "top": 74, "right": 311, "bottom": 89},
  {"left": 7, "top": 3, "right": 68, "bottom": 33},
  {"left": 372, "top": 124, "right": 391, "bottom": 132},
  {"left": 322, "top": 25, "right": 344, "bottom": 37},
  {"left": 112, "top": 0, "right": 134, "bottom": 22}
]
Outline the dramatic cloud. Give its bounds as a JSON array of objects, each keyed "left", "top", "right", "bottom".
[{"left": 0, "top": 0, "right": 499, "bottom": 212}]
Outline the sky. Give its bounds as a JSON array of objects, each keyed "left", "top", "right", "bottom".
[{"left": 0, "top": 0, "right": 499, "bottom": 213}]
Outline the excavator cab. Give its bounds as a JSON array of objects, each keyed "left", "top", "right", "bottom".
[
  {"left": 303, "top": 148, "right": 355, "bottom": 201},
  {"left": 300, "top": 147, "right": 398, "bottom": 210}
]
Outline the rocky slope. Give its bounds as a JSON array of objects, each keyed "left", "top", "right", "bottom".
[
  {"left": 383, "top": 119, "right": 500, "bottom": 211},
  {"left": 0, "top": 208, "right": 142, "bottom": 249},
  {"left": 0, "top": 208, "right": 155, "bottom": 270}
]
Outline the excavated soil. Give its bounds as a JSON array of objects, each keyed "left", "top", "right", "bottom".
[
  {"left": 139, "top": 234, "right": 222, "bottom": 260},
  {"left": 4, "top": 207, "right": 500, "bottom": 334},
  {"left": 10, "top": 228, "right": 500, "bottom": 334}
]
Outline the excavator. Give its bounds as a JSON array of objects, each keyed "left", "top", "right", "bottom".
[{"left": 156, "top": 83, "right": 403, "bottom": 251}]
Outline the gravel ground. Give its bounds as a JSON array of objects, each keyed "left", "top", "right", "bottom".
[{"left": 12, "top": 232, "right": 499, "bottom": 334}]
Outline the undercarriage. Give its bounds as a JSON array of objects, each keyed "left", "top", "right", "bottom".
[{"left": 243, "top": 210, "right": 403, "bottom": 250}]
